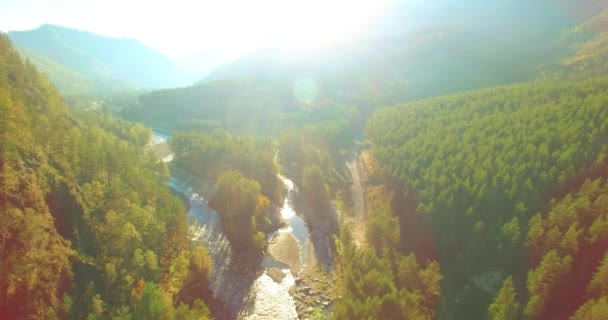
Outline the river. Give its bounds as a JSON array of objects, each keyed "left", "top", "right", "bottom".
[
  {"left": 150, "top": 131, "right": 169, "bottom": 145},
  {"left": 152, "top": 131, "right": 313, "bottom": 319}
]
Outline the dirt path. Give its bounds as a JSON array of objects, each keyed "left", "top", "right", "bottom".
[
  {"left": 347, "top": 158, "right": 365, "bottom": 221},
  {"left": 345, "top": 143, "right": 367, "bottom": 247}
]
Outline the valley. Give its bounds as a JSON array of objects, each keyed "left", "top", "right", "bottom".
[{"left": 3, "top": 1, "right": 608, "bottom": 319}]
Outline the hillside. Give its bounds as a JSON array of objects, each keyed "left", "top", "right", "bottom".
[
  {"left": 0, "top": 34, "right": 212, "bottom": 319},
  {"left": 121, "top": 25, "right": 561, "bottom": 132},
  {"left": 366, "top": 78, "right": 608, "bottom": 318},
  {"left": 204, "top": 26, "right": 554, "bottom": 102},
  {"left": 8, "top": 24, "right": 184, "bottom": 93},
  {"left": 120, "top": 0, "right": 608, "bottom": 132},
  {"left": 331, "top": 5, "right": 608, "bottom": 318},
  {"left": 541, "top": 9, "right": 608, "bottom": 80},
  {"left": 14, "top": 45, "right": 129, "bottom": 95},
  {"left": 121, "top": 78, "right": 297, "bottom": 134}
]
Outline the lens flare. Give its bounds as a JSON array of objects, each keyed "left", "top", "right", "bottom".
[{"left": 293, "top": 77, "right": 318, "bottom": 104}]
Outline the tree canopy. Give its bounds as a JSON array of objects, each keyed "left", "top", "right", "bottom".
[
  {"left": 0, "top": 34, "right": 212, "bottom": 319},
  {"left": 366, "top": 77, "right": 608, "bottom": 318}
]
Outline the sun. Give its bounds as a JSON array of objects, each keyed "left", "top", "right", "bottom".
[{"left": 264, "top": 0, "right": 393, "bottom": 53}]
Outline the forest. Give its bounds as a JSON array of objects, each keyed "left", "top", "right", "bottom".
[
  {"left": 167, "top": 102, "right": 359, "bottom": 253},
  {"left": 329, "top": 9, "right": 608, "bottom": 317},
  {"left": 331, "top": 160, "right": 442, "bottom": 320},
  {"left": 0, "top": 34, "right": 213, "bottom": 319},
  {"left": 366, "top": 78, "right": 608, "bottom": 318},
  {"left": 169, "top": 130, "right": 283, "bottom": 253},
  {"left": 120, "top": 24, "right": 556, "bottom": 133}
]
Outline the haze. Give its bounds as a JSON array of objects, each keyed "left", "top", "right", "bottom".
[{"left": 1, "top": 0, "right": 395, "bottom": 60}]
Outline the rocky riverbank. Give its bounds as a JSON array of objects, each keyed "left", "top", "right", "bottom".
[
  {"left": 268, "top": 232, "right": 301, "bottom": 274},
  {"left": 266, "top": 220, "right": 336, "bottom": 319},
  {"left": 291, "top": 241, "right": 336, "bottom": 319}
]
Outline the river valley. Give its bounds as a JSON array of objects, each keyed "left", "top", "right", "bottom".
[{"left": 152, "top": 131, "right": 335, "bottom": 319}]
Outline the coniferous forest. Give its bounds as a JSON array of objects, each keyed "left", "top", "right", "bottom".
[
  {"left": 366, "top": 78, "right": 608, "bottom": 318},
  {"left": 0, "top": 34, "right": 212, "bottom": 319}
]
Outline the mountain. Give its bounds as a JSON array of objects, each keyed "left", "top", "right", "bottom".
[
  {"left": 8, "top": 24, "right": 184, "bottom": 94},
  {"left": 541, "top": 9, "right": 608, "bottom": 80},
  {"left": 14, "top": 44, "right": 129, "bottom": 95},
  {"left": 123, "top": 26, "right": 562, "bottom": 131},
  {"left": 121, "top": 78, "right": 297, "bottom": 134},
  {"left": 366, "top": 76, "right": 608, "bottom": 319},
  {"left": 174, "top": 50, "right": 234, "bottom": 85},
  {"left": 202, "top": 24, "right": 558, "bottom": 103},
  {"left": 201, "top": 0, "right": 608, "bottom": 84},
  {"left": 200, "top": 0, "right": 608, "bottom": 86},
  {"left": 344, "top": 4, "right": 608, "bottom": 319},
  {"left": 122, "top": 0, "right": 608, "bottom": 133}
]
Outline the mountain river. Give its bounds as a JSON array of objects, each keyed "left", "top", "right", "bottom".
[{"left": 152, "top": 131, "right": 313, "bottom": 319}]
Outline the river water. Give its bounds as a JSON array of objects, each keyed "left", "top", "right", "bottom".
[
  {"left": 151, "top": 131, "right": 170, "bottom": 146},
  {"left": 154, "top": 131, "right": 310, "bottom": 319}
]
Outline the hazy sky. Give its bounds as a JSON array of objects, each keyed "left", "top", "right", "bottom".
[{"left": 1, "top": 0, "right": 396, "bottom": 60}]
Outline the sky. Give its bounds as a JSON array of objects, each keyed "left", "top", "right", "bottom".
[{"left": 0, "top": 0, "right": 397, "bottom": 61}]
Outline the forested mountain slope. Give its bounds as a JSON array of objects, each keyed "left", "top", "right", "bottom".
[
  {"left": 0, "top": 34, "right": 212, "bottom": 319},
  {"left": 537, "top": 9, "right": 608, "bottom": 82},
  {"left": 8, "top": 24, "right": 183, "bottom": 93},
  {"left": 122, "top": 0, "right": 608, "bottom": 130},
  {"left": 366, "top": 78, "right": 608, "bottom": 318},
  {"left": 525, "top": 177, "right": 608, "bottom": 319},
  {"left": 12, "top": 45, "right": 119, "bottom": 95},
  {"left": 120, "top": 0, "right": 607, "bottom": 132},
  {"left": 121, "top": 25, "right": 560, "bottom": 132},
  {"left": 121, "top": 78, "right": 297, "bottom": 133}
]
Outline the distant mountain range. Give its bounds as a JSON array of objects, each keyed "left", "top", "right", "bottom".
[
  {"left": 198, "top": 0, "right": 607, "bottom": 88},
  {"left": 123, "top": 1, "right": 608, "bottom": 132},
  {"left": 8, "top": 24, "right": 188, "bottom": 94},
  {"left": 9, "top": 0, "right": 608, "bottom": 107}
]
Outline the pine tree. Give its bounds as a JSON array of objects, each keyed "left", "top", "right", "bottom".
[{"left": 488, "top": 276, "right": 520, "bottom": 320}]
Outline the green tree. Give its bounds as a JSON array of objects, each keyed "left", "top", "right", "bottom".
[
  {"left": 0, "top": 35, "right": 213, "bottom": 318},
  {"left": 210, "top": 170, "right": 270, "bottom": 252},
  {"left": 569, "top": 297, "right": 608, "bottom": 320},
  {"left": 525, "top": 250, "right": 573, "bottom": 318},
  {"left": 133, "top": 283, "right": 175, "bottom": 320},
  {"left": 488, "top": 276, "right": 520, "bottom": 320}
]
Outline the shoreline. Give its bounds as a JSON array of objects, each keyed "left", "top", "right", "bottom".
[
  {"left": 267, "top": 232, "right": 301, "bottom": 275},
  {"left": 292, "top": 238, "right": 336, "bottom": 319}
]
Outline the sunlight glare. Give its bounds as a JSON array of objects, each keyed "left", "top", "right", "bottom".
[
  {"left": 294, "top": 78, "right": 318, "bottom": 104},
  {"left": 265, "top": 0, "right": 394, "bottom": 53}
]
